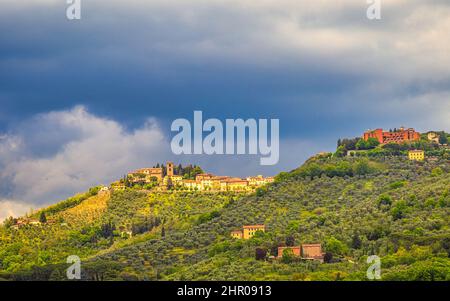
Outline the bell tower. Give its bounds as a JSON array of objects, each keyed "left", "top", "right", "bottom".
[{"left": 167, "top": 162, "right": 174, "bottom": 177}]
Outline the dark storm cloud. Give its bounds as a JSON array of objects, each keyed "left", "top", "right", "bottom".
[
  {"left": 1, "top": 0, "right": 447, "bottom": 135},
  {"left": 0, "top": 0, "right": 449, "bottom": 214}
]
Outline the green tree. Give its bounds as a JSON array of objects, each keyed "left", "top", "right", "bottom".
[
  {"left": 351, "top": 234, "right": 362, "bottom": 249},
  {"left": 323, "top": 252, "right": 333, "bottom": 263},
  {"left": 334, "top": 145, "right": 346, "bottom": 157},
  {"left": 39, "top": 212, "right": 47, "bottom": 223},
  {"left": 391, "top": 200, "right": 409, "bottom": 220},
  {"left": 356, "top": 138, "right": 379, "bottom": 150},
  {"left": 285, "top": 235, "right": 295, "bottom": 247},
  {"left": 438, "top": 132, "right": 448, "bottom": 145},
  {"left": 354, "top": 160, "right": 372, "bottom": 175},
  {"left": 255, "top": 248, "right": 267, "bottom": 261},
  {"left": 377, "top": 194, "right": 392, "bottom": 208},
  {"left": 281, "top": 248, "right": 295, "bottom": 264},
  {"left": 431, "top": 167, "right": 444, "bottom": 177},
  {"left": 325, "top": 237, "right": 348, "bottom": 256}
]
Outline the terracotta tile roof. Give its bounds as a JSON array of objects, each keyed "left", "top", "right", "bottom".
[
  {"left": 243, "top": 224, "right": 265, "bottom": 229},
  {"left": 182, "top": 179, "right": 197, "bottom": 183},
  {"left": 223, "top": 178, "right": 247, "bottom": 183}
]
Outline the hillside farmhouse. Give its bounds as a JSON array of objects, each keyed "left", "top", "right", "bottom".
[{"left": 277, "top": 244, "right": 325, "bottom": 262}]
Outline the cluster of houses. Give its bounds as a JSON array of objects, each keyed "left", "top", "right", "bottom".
[
  {"left": 9, "top": 218, "right": 45, "bottom": 230},
  {"left": 180, "top": 174, "right": 274, "bottom": 192},
  {"left": 231, "top": 224, "right": 325, "bottom": 262},
  {"left": 112, "top": 162, "right": 274, "bottom": 192}
]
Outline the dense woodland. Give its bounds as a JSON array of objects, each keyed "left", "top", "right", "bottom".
[{"left": 0, "top": 147, "right": 449, "bottom": 281}]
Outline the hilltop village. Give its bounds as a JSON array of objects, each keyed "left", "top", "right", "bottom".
[
  {"left": 107, "top": 127, "right": 449, "bottom": 193},
  {"left": 111, "top": 162, "right": 274, "bottom": 192}
]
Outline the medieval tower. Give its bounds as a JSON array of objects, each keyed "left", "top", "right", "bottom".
[{"left": 167, "top": 162, "right": 174, "bottom": 177}]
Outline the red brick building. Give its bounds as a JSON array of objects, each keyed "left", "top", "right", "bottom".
[
  {"left": 301, "top": 244, "right": 324, "bottom": 260},
  {"left": 363, "top": 127, "right": 420, "bottom": 144},
  {"left": 277, "top": 246, "right": 302, "bottom": 257},
  {"left": 277, "top": 243, "right": 324, "bottom": 262}
]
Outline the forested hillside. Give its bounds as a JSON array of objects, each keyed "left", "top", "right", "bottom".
[{"left": 1, "top": 155, "right": 449, "bottom": 281}]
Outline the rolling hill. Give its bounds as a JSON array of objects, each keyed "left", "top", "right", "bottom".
[{"left": 0, "top": 153, "right": 449, "bottom": 281}]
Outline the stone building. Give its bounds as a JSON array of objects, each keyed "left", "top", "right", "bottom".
[
  {"left": 220, "top": 178, "right": 250, "bottom": 192},
  {"left": 128, "top": 167, "right": 163, "bottom": 183},
  {"left": 166, "top": 162, "right": 174, "bottom": 177}
]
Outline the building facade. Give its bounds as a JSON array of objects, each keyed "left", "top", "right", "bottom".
[
  {"left": 220, "top": 178, "right": 250, "bottom": 191},
  {"left": 195, "top": 173, "right": 214, "bottom": 181},
  {"left": 277, "top": 244, "right": 324, "bottom": 262},
  {"left": 230, "top": 230, "right": 243, "bottom": 239},
  {"left": 301, "top": 244, "right": 324, "bottom": 261},
  {"left": 166, "top": 162, "right": 174, "bottom": 177},
  {"left": 277, "top": 246, "right": 301, "bottom": 257},
  {"left": 427, "top": 132, "right": 440, "bottom": 144},
  {"left": 128, "top": 167, "right": 163, "bottom": 183},
  {"left": 408, "top": 150, "right": 425, "bottom": 161},
  {"left": 247, "top": 175, "right": 275, "bottom": 187},
  {"left": 231, "top": 225, "right": 266, "bottom": 240},
  {"left": 363, "top": 127, "right": 420, "bottom": 144},
  {"left": 243, "top": 225, "right": 266, "bottom": 239}
]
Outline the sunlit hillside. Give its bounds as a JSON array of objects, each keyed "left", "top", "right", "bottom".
[{"left": 1, "top": 151, "right": 449, "bottom": 281}]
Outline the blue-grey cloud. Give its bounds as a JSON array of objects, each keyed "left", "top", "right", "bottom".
[
  {"left": 0, "top": 106, "right": 167, "bottom": 207},
  {"left": 1, "top": 1, "right": 449, "bottom": 133},
  {"left": 0, "top": 106, "right": 325, "bottom": 215},
  {"left": 0, "top": 0, "right": 449, "bottom": 211}
]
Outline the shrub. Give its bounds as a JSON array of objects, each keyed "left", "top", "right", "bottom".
[
  {"left": 325, "top": 237, "right": 348, "bottom": 256},
  {"left": 431, "top": 167, "right": 444, "bottom": 177},
  {"left": 377, "top": 194, "right": 392, "bottom": 208},
  {"left": 281, "top": 248, "right": 295, "bottom": 264},
  {"left": 255, "top": 248, "right": 267, "bottom": 261}
]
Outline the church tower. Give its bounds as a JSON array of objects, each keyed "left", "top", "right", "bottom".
[{"left": 167, "top": 162, "right": 174, "bottom": 177}]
